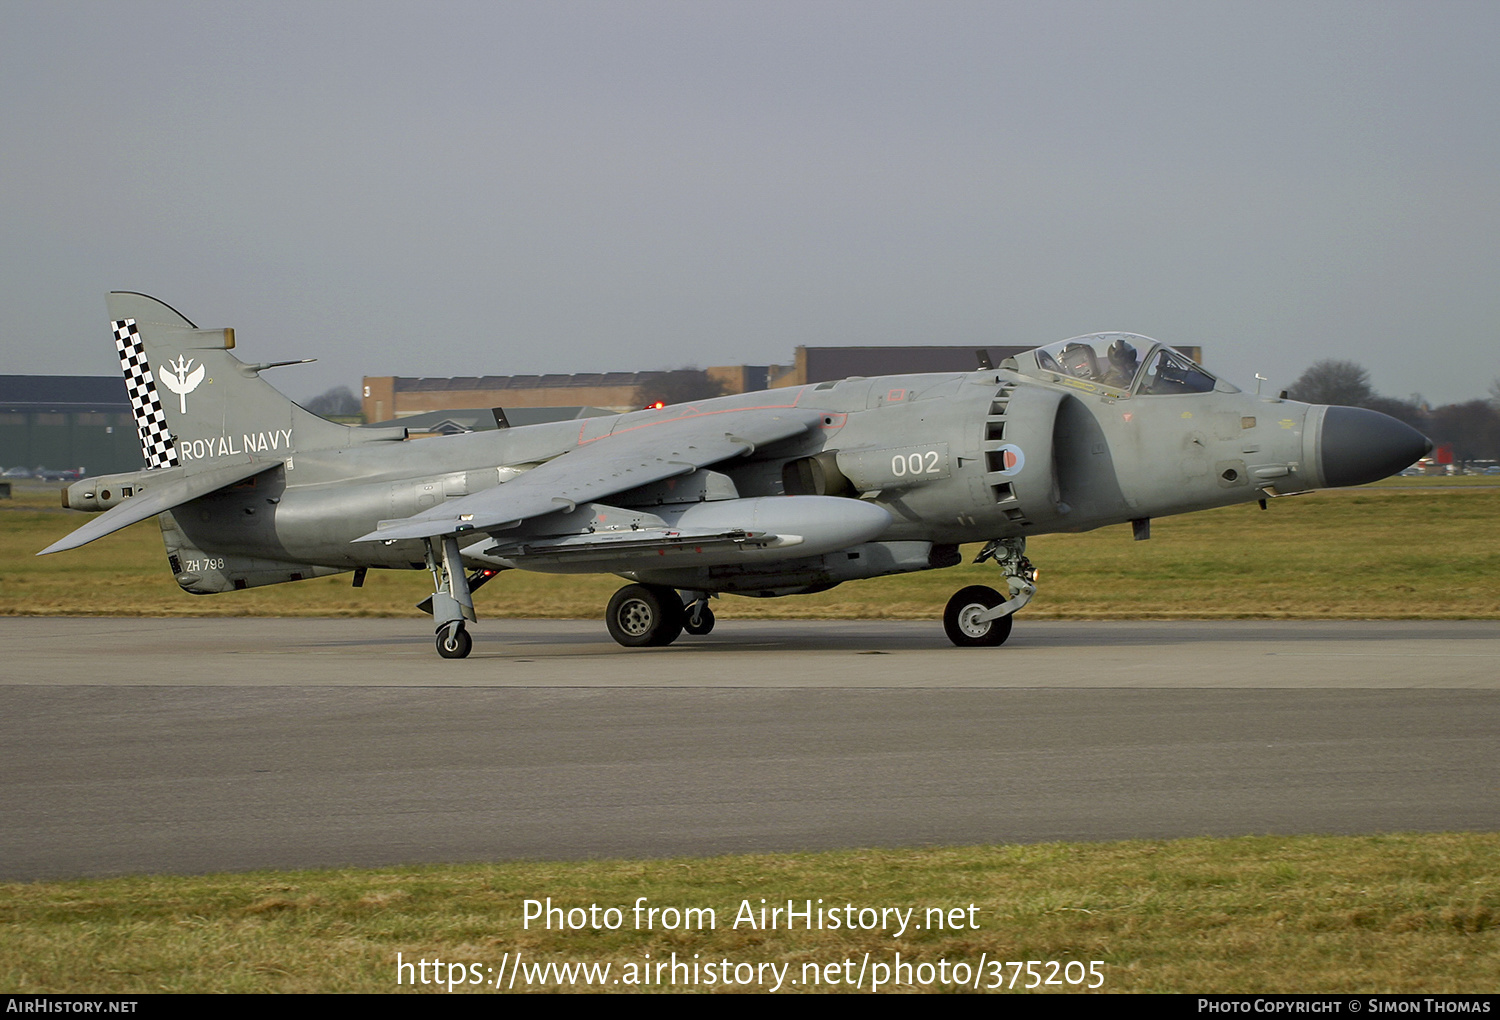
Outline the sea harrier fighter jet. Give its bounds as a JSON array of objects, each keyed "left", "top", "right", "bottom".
[{"left": 41, "top": 293, "right": 1431, "bottom": 657}]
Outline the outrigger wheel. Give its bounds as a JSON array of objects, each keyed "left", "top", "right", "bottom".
[
  {"left": 943, "top": 585, "right": 1014, "bottom": 647},
  {"left": 606, "top": 584, "right": 685, "bottom": 647},
  {"left": 436, "top": 622, "right": 473, "bottom": 659},
  {"left": 684, "top": 603, "right": 715, "bottom": 636}
]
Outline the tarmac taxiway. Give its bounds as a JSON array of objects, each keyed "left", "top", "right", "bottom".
[{"left": 3, "top": 617, "right": 1496, "bottom": 881}]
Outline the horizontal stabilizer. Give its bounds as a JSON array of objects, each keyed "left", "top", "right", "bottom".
[{"left": 38, "top": 460, "right": 278, "bottom": 555}]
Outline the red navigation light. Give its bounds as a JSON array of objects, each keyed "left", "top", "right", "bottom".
[{"left": 646, "top": 401, "right": 665, "bottom": 409}]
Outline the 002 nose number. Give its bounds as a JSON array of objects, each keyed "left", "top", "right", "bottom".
[{"left": 891, "top": 451, "right": 941, "bottom": 477}]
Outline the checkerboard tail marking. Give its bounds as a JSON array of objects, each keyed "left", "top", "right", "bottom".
[{"left": 113, "top": 318, "right": 180, "bottom": 469}]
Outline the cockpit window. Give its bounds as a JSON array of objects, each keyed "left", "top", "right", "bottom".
[
  {"left": 1138, "top": 348, "right": 1217, "bottom": 395},
  {"left": 1028, "top": 333, "right": 1151, "bottom": 392},
  {"left": 1024, "top": 333, "right": 1233, "bottom": 396}
]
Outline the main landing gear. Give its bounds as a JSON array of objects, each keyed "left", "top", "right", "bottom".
[
  {"left": 606, "top": 584, "right": 683, "bottom": 647},
  {"left": 605, "top": 586, "right": 715, "bottom": 647},
  {"left": 942, "top": 537, "right": 1036, "bottom": 648}
]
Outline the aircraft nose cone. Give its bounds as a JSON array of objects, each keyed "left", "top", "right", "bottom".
[{"left": 1319, "top": 406, "right": 1432, "bottom": 488}]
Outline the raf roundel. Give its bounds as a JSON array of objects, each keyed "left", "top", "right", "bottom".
[{"left": 996, "top": 444, "right": 1025, "bottom": 476}]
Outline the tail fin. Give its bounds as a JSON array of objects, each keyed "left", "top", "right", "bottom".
[{"left": 107, "top": 292, "right": 360, "bottom": 472}]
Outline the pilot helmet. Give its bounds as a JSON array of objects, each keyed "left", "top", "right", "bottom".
[{"left": 1108, "top": 337, "right": 1138, "bottom": 370}]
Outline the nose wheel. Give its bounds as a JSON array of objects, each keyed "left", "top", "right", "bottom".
[
  {"left": 944, "top": 586, "right": 1013, "bottom": 646},
  {"left": 943, "top": 537, "right": 1035, "bottom": 648}
]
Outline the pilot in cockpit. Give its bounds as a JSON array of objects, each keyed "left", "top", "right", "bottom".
[{"left": 1104, "top": 337, "right": 1139, "bottom": 388}]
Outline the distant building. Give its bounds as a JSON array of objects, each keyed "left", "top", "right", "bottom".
[
  {"left": 0, "top": 376, "right": 143, "bottom": 475},
  {"left": 360, "top": 370, "right": 767, "bottom": 422},
  {"left": 362, "top": 405, "right": 617, "bottom": 437},
  {"left": 363, "top": 345, "right": 1047, "bottom": 419},
  {"left": 769, "top": 346, "right": 1037, "bottom": 387}
]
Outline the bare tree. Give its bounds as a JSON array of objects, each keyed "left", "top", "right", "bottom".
[
  {"left": 1426, "top": 400, "right": 1500, "bottom": 465},
  {"left": 1363, "top": 394, "right": 1426, "bottom": 428},
  {"left": 304, "top": 385, "right": 362, "bottom": 418},
  {"left": 1287, "top": 360, "right": 1376, "bottom": 407},
  {"left": 634, "top": 369, "right": 725, "bottom": 408}
]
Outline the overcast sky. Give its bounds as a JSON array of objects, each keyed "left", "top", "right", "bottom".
[{"left": 2, "top": 0, "right": 1497, "bottom": 405}]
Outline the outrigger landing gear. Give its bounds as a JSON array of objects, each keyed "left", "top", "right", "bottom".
[
  {"left": 436, "top": 621, "right": 472, "bottom": 659},
  {"left": 426, "top": 536, "right": 477, "bottom": 659},
  {"left": 942, "top": 537, "right": 1036, "bottom": 648},
  {"left": 684, "top": 592, "right": 715, "bottom": 636},
  {"left": 419, "top": 547, "right": 501, "bottom": 659}
]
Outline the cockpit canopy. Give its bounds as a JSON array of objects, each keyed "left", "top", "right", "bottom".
[{"left": 1020, "top": 332, "right": 1237, "bottom": 396}]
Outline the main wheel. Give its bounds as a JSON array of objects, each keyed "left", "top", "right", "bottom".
[
  {"left": 436, "top": 625, "right": 473, "bottom": 659},
  {"left": 606, "top": 584, "right": 685, "bottom": 647},
  {"left": 943, "top": 585, "right": 1013, "bottom": 647},
  {"left": 684, "top": 604, "right": 715, "bottom": 636}
]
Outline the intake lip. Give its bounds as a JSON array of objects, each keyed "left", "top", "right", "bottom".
[{"left": 1319, "top": 406, "right": 1433, "bottom": 488}]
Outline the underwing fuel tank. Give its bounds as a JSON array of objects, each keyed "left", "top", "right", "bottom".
[{"left": 664, "top": 496, "right": 892, "bottom": 558}]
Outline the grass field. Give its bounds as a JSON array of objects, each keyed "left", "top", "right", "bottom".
[
  {"left": 4, "top": 480, "right": 1498, "bottom": 620},
  {"left": 2, "top": 834, "right": 1496, "bottom": 993}
]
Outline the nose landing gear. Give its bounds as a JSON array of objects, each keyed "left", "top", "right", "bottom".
[
  {"left": 943, "top": 537, "right": 1035, "bottom": 648},
  {"left": 944, "top": 586, "right": 1012, "bottom": 646}
]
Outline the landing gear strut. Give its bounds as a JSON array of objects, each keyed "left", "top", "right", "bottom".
[
  {"left": 426, "top": 536, "right": 477, "bottom": 659},
  {"left": 943, "top": 537, "right": 1036, "bottom": 648}
]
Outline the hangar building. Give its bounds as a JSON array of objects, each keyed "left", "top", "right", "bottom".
[
  {"left": 0, "top": 376, "right": 143, "bottom": 475},
  {"left": 362, "top": 344, "right": 1050, "bottom": 420}
]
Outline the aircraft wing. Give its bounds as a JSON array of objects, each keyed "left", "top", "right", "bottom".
[
  {"left": 38, "top": 459, "right": 280, "bottom": 555},
  {"left": 354, "top": 406, "right": 824, "bottom": 544}
]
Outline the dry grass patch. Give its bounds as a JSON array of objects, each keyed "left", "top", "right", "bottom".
[
  {"left": 2, "top": 834, "right": 1496, "bottom": 993},
  {"left": 4, "top": 483, "right": 1498, "bottom": 620}
]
